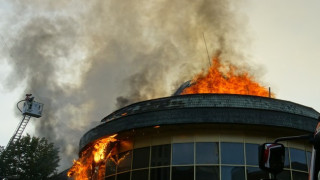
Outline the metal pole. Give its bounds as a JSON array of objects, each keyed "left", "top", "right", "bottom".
[{"left": 203, "top": 32, "right": 211, "bottom": 67}]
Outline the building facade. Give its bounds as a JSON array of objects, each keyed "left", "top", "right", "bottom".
[{"left": 79, "top": 94, "right": 320, "bottom": 180}]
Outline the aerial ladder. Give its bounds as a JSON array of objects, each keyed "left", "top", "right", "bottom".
[{"left": 6, "top": 94, "right": 44, "bottom": 149}]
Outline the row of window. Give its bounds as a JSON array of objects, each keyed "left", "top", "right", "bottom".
[
  {"left": 105, "top": 142, "right": 310, "bottom": 179},
  {"left": 106, "top": 166, "right": 308, "bottom": 180}
]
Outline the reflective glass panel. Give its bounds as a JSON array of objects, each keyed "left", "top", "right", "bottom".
[
  {"left": 117, "top": 151, "right": 132, "bottom": 173},
  {"left": 221, "top": 166, "right": 245, "bottom": 180},
  {"left": 245, "top": 143, "right": 259, "bottom": 165},
  {"left": 105, "top": 175, "right": 115, "bottom": 180},
  {"left": 172, "top": 143, "right": 194, "bottom": 165},
  {"left": 290, "top": 148, "right": 308, "bottom": 171},
  {"left": 221, "top": 142, "right": 244, "bottom": 164},
  {"left": 196, "top": 166, "right": 219, "bottom": 180},
  {"left": 151, "top": 144, "right": 171, "bottom": 167},
  {"left": 131, "top": 169, "right": 149, "bottom": 180},
  {"left": 196, "top": 142, "right": 219, "bottom": 164},
  {"left": 292, "top": 171, "right": 308, "bottom": 180},
  {"left": 150, "top": 167, "right": 170, "bottom": 180},
  {"left": 132, "top": 147, "right": 150, "bottom": 169},
  {"left": 172, "top": 166, "right": 194, "bottom": 180},
  {"left": 277, "top": 170, "right": 291, "bottom": 180},
  {"left": 117, "top": 172, "right": 130, "bottom": 180},
  {"left": 105, "top": 158, "right": 116, "bottom": 176},
  {"left": 284, "top": 148, "right": 290, "bottom": 168},
  {"left": 246, "top": 167, "right": 269, "bottom": 180},
  {"left": 306, "top": 151, "right": 311, "bottom": 169}
]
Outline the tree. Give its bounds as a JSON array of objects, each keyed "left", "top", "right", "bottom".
[{"left": 0, "top": 134, "right": 60, "bottom": 180}]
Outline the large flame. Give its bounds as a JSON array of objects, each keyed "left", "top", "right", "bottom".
[
  {"left": 182, "top": 57, "right": 272, "bottom": 97},
  {"left": 67, "top": 134, "right": 118, "bottom": 180}
]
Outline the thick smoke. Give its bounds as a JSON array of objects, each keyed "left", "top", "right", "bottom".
[{"left": 1, "top": 0, "right": 248, "bottom": 170}]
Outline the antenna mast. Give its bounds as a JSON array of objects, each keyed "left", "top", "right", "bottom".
[{"left": 203, "top": 32, "right": 211, "bottom": 67}]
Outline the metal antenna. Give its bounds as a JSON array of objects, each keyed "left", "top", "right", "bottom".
[
  {"left": 203, "top": 32, "right": 211, "bottom": 67},
  {"left": 269, "top": 87, "right": 271, "bottom": 98}
]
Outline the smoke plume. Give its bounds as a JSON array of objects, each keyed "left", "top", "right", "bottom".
[{"left": 1, "top": 0, "right": 249, "bottom": 170}]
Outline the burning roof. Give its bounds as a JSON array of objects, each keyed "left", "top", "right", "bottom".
[
  {"left": 68, "top": 55, "right": 276, "bottom": 179},
  {"left": 178, "top": 56, "right": 272, "bottom": 97}
]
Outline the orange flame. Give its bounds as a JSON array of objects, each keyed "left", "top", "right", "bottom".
[
  {"left": 68, "top": 134, "right": 118, "bottom": 180},
  {"left": 181, "top": 57, "right": 273, "bottom": 97}
]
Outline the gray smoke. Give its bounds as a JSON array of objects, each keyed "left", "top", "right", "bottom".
[{"left": 1, "top": 0, "right": 248, "bottom": 170}]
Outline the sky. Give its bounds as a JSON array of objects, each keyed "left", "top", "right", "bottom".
[
  {"left": 244, "top": 1, "right": 320, "bottom": 109},
  {"left": 0, "top": 0, "right": 319, "bottom": 170}
]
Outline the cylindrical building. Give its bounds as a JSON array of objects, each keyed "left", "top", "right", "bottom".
[{"left": 79, "top": 94, "right": 320, "bottom": 180}]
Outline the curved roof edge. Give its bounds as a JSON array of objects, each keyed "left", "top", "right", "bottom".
[
  {"left": 80, "top": 95, "right": 320, "bottom": 152},
  {"left": 102, "top": 94, "right": 319, "bottom": 122}
]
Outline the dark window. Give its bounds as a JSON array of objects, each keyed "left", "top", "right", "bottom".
[
  {"left": 117, "top": 172, "right": 130, "bottom": 180},
  {"left": 284, "top": 148, "right": 290, "bottom": 168},
  {"left": 150, "top": 167, "right": 170, "bottom": 180},
  {"left": 221, "top": 142, "right": 244, "bottom": 165},
  {"left": 133, "top": 147, "right": 150, "bottom": 169},
  {"left": 196, "top": 166, "right": 219, "bottom": 180},
  {"left": 172, "top": 143, "right": 194, "bottom": 165},
  {"left": 246, "top": 167, "right": 269, "bottom": 180},
  {"left": 151, "top": 144, "right": 171, "bottom": 167},
  {"left": 196, "top": 142, "right": 219, "bottom": 164},
  {"left": 292, "top": 171, "right": 308, "bottom": 180},
  {"left": 172, "top": 166, "right": 194, "bottom": 180},
  {"left": 245, "top": 144, "right": 259, "bottom": 165},
  {"left": 105, "top": 175, "right": 115, "bottom": 180},
  {"left": 132, "top": 169, "right": 149, "bottom": 180},
  {"left": 277, "top": 170, "right": 291, "bottom": 180},
  {"left": 105, "top": 158, "right": 116, "bottom": 176},
  {"left": 221, "top": 166, "right": 245, "bottom": 180},
  {"left": 290, "top": 148, "right": 308, "bottom": 171},
  {"left": 117, "top": 151, "right": 132, "bottom": 173}
]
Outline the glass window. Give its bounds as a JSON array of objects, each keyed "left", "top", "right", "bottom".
[
  {"left": 221, "top": 142, "right": 244, "bottom": 165},
  {"left": 172, "top": 166, "right": 194, "bottom": 180},
  {"left": 196, "top": 166, "right": 219, "bottom": 180},
  {"left": 172, "top": 143, "right": 194, "bottom": 165},
  {"left": 105, "top": 158, "right": 116, "bottom": 176},
  {"left": 117, "top": 150, "right": 132, "bottom": 173},
  {"left": 133, "top": 147, "right": 150, "bottom": 169},
  {"left": 132, "top": 169, "right": 149, "bottom": 180},
  {"left": 277, "top": 170, "right": 291, "bottom": 180},
  {"left": 290, "top": 148, "right": 308, "bottom": 171},
  {"left": 245, "top": 144, "right": 259, "bottom": 165},
  {"left": 105, "top": 175, "right": 115, "bottom": 180},
  {"left": 150, "top": 167, "right": 170, "bottom": 180},
  {"left": 284, "top": 148, "right": 290, "bottom": 168},
  {"left": 306, "top": 151, "right": 312, "bottom": 169},
  {"left": 292, "top": 171, "right": 308, "bottom": 180},
  {"left": 221, "top": 166, "right": 245, "bottom": 180},
  {"left": 246, "top": 167, "right": 269, "bottom": 180},
  {"left": 117, "top": 172, "right": 130, "bottom": 180},
  {"left": 151, "top": 144, "right": 171, "bottom": 167},
  {"left": 196, "top": 142, "right": 219, "bottom": 164}
]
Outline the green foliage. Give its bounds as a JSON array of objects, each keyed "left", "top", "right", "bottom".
[{"left": 0, "top": 134, "right": 60, "bottom": 180}]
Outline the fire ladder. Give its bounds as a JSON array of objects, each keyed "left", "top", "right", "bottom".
[
  {"left": 5, "top": 94, "right": 43, "bottom": 149},
  {"left": 6, "top": 115, "right": 32, "bottom": 148}
]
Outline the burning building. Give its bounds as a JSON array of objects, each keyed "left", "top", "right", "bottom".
[{"left": 67, "top": 58, "right": 320, "bottom": 180}]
